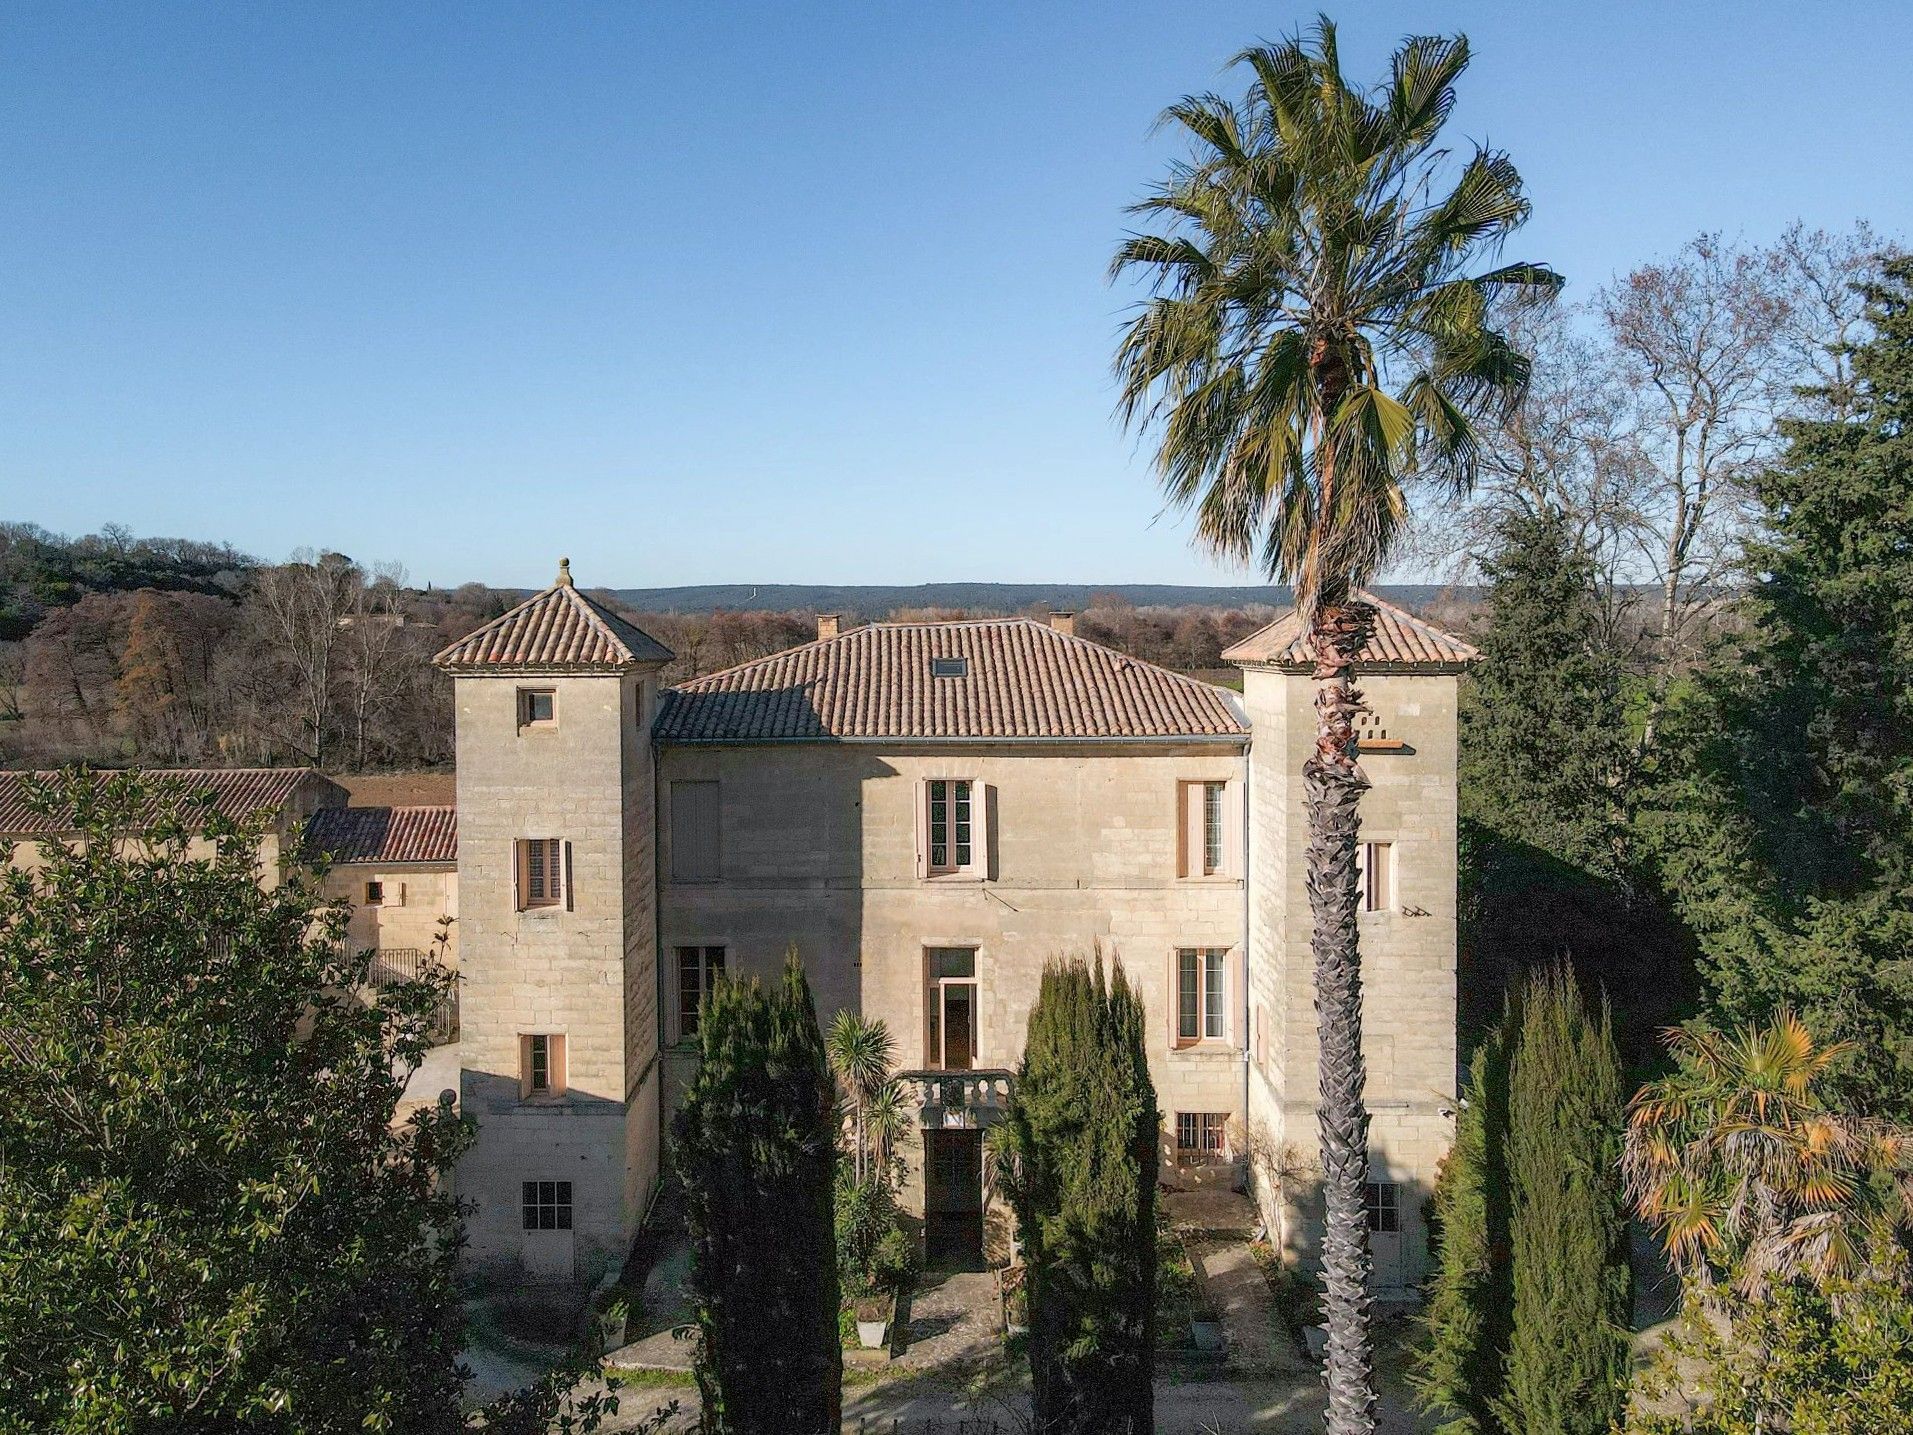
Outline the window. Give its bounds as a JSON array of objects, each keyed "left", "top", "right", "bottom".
[
  {"left": 515, "top": 838, "right": 568, "bottom": 911},
  {"left": 676, "top": 945, "right": 726, "bottom": 1041},
  {"left": 670, "top": 780, "right": 721, "bottom": 883},
  {"left": 1359, "top": 841, "right": 1394, "bottom": 913},
  {"left": 521, "top": 1180, "right": 573, "bottom": 1232},
  {"left": 1176, "top": 947, "right": 1229, "bottom": 1044},
  {"left": 1365, "top": 1180, "right": 1400, "bottom": 1234},
  {"left": 929, "top": 656, "right": 968, "bottom": 678},
  {"left": 519, "top": 1033, "right": 567, "bottom": 1099},
  {"left": 1176, "top": 1113, "right": 1228, "bottom": 1157},
  {"left": 518, "top": 688, "right": 556, "bottom": 727},
  {"left": 364, "top": 880, "right": 384, "bottom": 906},
  {"left": 926, "top": 947, "right": 978, "bottom": 1070},
  {"left": 1178, "top": 780, "right": 1235, "bottom": 877},
  {"left": 926, "top": 779, "right": 973, "bottom": 875},
  {"left": 1202, "top": 782, "right": 1225, "bottom": 875}
]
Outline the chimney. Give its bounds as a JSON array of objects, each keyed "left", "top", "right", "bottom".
[
  {"left": 1049, "top": 611, "right": 1076, "bottom": 637},
  {"left": 816, "top": 613, "right": 841, "bottom": 641}
]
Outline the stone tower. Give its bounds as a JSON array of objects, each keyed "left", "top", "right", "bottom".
[
  {"left": 1225, "top": 595, "right": 1475, "bottom": 1297},
  {"left": 433, "top": 560, "right": 674, "bottom": 1289}
]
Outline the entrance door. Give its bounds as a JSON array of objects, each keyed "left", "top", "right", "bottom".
[
  {"left": 923, "top": 1129, "right": 984, "bottom": 1270},
  {"left": 1365, "top": 1179, "right": 1405, "bottom": 1295}
]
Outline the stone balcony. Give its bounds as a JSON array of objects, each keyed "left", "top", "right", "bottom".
[{"left": 895, "top": 1068, "right": 1016, "bottom": 1130}]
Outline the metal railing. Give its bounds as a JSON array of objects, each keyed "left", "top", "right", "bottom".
[{"left": 366, "top": 947, "right": 460, "bottom": 1046}]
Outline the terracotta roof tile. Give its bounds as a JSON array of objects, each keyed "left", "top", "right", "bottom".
[
  {"left": 0, "top": 768, "right": 333, "bottom": 836},
  {"left": 304, "top": 805, "right": 457, "bottom": 865},
  {"left": 655, "top": 619, "right": 1247, "bottom": 743},
  {"left": 1221, "top": 592, "right": 1476, "bottom": 670},
  {"left": 434, "top": 562, "right": 672, "bottom": 672}
]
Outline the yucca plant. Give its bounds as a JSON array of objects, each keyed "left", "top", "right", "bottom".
[{"left": 1113, "top": 20, "right": 1559, "bottom": 1432}]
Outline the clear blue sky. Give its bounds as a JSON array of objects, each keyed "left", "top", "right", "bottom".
[{"left": 3, "top": 2, "right": 1908, "bottom": 590}]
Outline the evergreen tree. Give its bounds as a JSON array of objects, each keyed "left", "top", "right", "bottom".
[
  {"left": 1458, "top": 508, "right": 1692, "bottom": 1057},
  {"left": 1000, "top": 959, "right": 1159, "bottom": 1435},
  {"left": 1497, "top": 968, "right": 1632, "bottom": 1435},
  {"left": 674, "top": 952, "right": 840, "bottom": 1435},
  {"left": 1415, "top": 971, "right": 1629, "bottom": 1435},
  {"left": 1461, "top": 509, "right": 1632, "bottom": 882},
  {"left": 1414, "top": 1035, "right": 1509, "bottom": 1435},
  {"left": 1641, "top": 255, "right": 1913, "bottom": 1115},
  {"left": 0, "top": 770, "right": 638, "bottom": 1434}
]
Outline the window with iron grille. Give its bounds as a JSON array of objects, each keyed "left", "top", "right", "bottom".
[
  {"left": 521, "top": 1180, "right": 573, "bottom": 1231},
  {"left": 1175, "top": 1112, "right": 1227, "bottom": 1156}
]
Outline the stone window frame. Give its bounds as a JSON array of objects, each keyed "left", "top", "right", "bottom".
[
  {"left": 518, "top": 1032, "right": 568, "bottom": 1101},
  {"left": 1358, "top": 839, "right": 1395, "bottom": 914},
  {"left": 517, "top": 687, "right": 557, "bottom": 730}
]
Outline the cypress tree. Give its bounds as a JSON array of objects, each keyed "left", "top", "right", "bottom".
[
  {"left": 673, "top": 952, "right": 840, "bottom": 1435},
  {"left": 1414, "top": 1033, "right": 1510, "bottom": 1435},
  {"left": 1002, "top": 959, "right": 1159, "bottom": 1435},
  {"left": 1496, "top": 967, "right": 1631, "bottom": 1435}
]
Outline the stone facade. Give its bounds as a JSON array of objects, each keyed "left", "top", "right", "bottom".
[
  {"left": 656, "top": 740, "right": 1252, "bottom": 1247},
  {"left": 448, "top": 668, "right": 663, "bottom": 1289},
  {"left": 1240, "top": 666, "right": 1461, "bottom": 1297},
  {"left": 0, "top": 588, "right": 1466, "bottom": 1299}
]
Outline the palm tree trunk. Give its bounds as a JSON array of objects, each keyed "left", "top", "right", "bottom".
[{"left": 1308, "top": 598, "right": 1377, "bottom": 1435}]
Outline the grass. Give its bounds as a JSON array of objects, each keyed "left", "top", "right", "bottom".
[{"left": 606, "top": 1367, "right": 696, "bottom": 1390}]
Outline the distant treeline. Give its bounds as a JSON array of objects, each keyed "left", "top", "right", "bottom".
[{"left": 0, "top": 522, "right": 1328, "bottom": 772}]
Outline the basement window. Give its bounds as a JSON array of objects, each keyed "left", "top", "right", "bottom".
[{"left": 929, "top": 656, "right": 968, "bottom": 678}]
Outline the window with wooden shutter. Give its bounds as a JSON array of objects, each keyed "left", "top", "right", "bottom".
[
  {"left": 922, "top": 779, "right": 987, "bottom": 878},
  {"left": 1178, "top": 780, "right": 1236, "bottom": 878},
  {"left": 1173, "top": 947, "right": 1230, "bottom": 1047},
  {"left": 516, "top": 838, "right": 566, "bottom": 910},
  {"left": 671, "top": 781, "right": 721, "bottom": 883}
]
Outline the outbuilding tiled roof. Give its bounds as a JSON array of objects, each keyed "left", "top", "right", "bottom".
[
  {"left": 434, "top": 560, "right": 673, "bottom": 673},
  {"left": 1221, "top": 592, "right": 1476, "bottom": 670},
  {"left": 0, "top": 768, "right": 333, "bottom": 835},
  {"left": 304, "top": 805, "right": 458, "bottom": 866},
  {"left": 655, "top": 619, "right": 1247, "bottom": 743}
]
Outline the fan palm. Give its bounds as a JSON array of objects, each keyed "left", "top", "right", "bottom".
[
  {"left": 1112, "top": 21, "right": 1560, "bottom": 1433},
  {"left": 1624, "top": 1010, "right": 1913, "bottom": 1296}
]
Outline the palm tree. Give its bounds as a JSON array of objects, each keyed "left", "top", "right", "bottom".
[
  {"left": 1625, "top": 1010, "right": 1912, "bottom": 1296},
  {"left": 825, "top": 1009, "right": 897, "bottom": 1186},
  {"left": 1112, "top": 22, "right": 1560, "bottom": 1433}
]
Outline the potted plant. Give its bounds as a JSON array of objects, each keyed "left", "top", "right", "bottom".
[{"left": 854, "top": 1291, "right": 893, "bottom": 1350}]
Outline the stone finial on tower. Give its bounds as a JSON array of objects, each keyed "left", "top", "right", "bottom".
[{"left": 555, "top": 557, "right": 574, "bottom": 588}]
